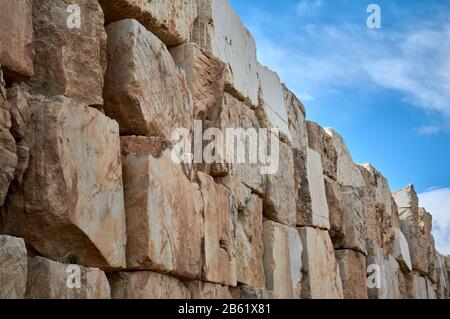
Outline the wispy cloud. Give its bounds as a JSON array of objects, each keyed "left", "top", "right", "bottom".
[
  {"left": 296, "top": 0, "right": 323, "bottom": 15},
  {"left": 419, "top": 188, "right": 450, "bottom": 254},
  {"left": 418, "top": 125, "right": 440, "bottom": 136}
]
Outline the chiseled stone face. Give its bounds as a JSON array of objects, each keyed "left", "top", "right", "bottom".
[
  {"left": 198, "top": 172, "right": 237, "bottom": 287},
  {"left": 121, "top": 137, "right": 203, "bottom": 280},
  {"left": 193, "top": 0, "right": 259, "bottom": 107},
  {"left": 29, "top": 0, "right": 106, "bottom": 106},
  {"left": 263, "top": 220, "right": 303, "bottom": 299},
  {"left": 26, "top": 256, "right": 110, "bottom": 299},
  {"left": 0, "top": 235, "right": 27, "bottom": 299},
  {"left": 104, "top": 19, "right": 193, "bottom": 138},
  {"left": 187, "top": 281, "right": 233, "bottom": 299},
  {"left": 388, "top": 227, "right": 412, "bottom": 273},
  {"left": 99, "top": 0, "right": 198, "bottom": 47},
  {"left": 0, "top": 96, "right": 127, "bottom": 270},
  {"left": 284, "top": 84, "right": 307, "bottom": 152},
  {"left": 335, "top": 249, "right": 368, "bottom": 299},
  {"left": 109, "top": 271, "right": 191, "bottom": 299},
  {"left": 298, "top": 227, "right": 343, "bottom": 299},
  {"left": 170, "top": 42, "right": 225, "bottom": 118},
  {"left": 0, "top": 0, "right": 34, "bottom": 80}
]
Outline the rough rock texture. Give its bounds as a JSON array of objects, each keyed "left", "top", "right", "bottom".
[
  {"left": 336, "top": 249, "right": 368, "bottom": 299},
  {"left": 0, "top": 0, "right": 34, "bottom": 80},
  {"left": 109, "top": 271, "right": 191, "bottom": 299},
  {"left": 193, "top": 0, "right": 259, "bottom": 107},
  {"left": 26, "top": 256, "right": 110, "bottom": 299},
  {"left": 104, "top": 19, "right": 193, "bottom": 138},
  {"left": 263, "top": 220, "right": 302, "bottom": 299},
  {"left": 29, "top": 0, "right": 106, "bottom": 106},
  {"left": 0, "top": 235, "right": 27, "bottom": 299},
  {"left": 99, "top": 0, "right": 198, "bottom": 47},
  {"left": 306, "top": 121, "right": 337, "bottom": 181},
  {"left": 285, "top": 85, "right": 308, "bottom": 152},
  {"left": 198, "top": 172, "right": 237, "bottom": 287},
  {"left": 121, "top": 137, "right": 203, "bottom": 280},
  {"left": 187, "top": 281, "right": 233, "bottom": 299},
  {"left": 0, "top": 96, "right": 127, "bottom": 269},
  {"left": 325, "top": 176, "right": 346, "bottom": 244},
  {"left": 388, "top": 227, "right": 413, "bottom": 273},
  {"left": 170, "top": 43, "right": 225, "bottom": 118},
  {"left": 230, "top": 285, "right": 274, "bottom": 299},
  {"left": 298, "top": 227, "right": 344, "bottom": 299}
]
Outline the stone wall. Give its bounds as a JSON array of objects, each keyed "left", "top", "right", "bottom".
[{"left": 0, "top": 0, "right": 448, "bottom": 299}]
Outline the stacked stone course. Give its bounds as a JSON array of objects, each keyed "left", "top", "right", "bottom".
[{"left": 0, "top": 0, "right": 448, "bottom": 299}]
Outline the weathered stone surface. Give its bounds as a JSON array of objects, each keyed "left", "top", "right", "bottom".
[
  {"left": 257, "top": 64, "right": 290, "bottom": 139},
  {"left": 298, "top": 227, "right": 343, "bottom": 299},
  {"left": 263, "top": 220, "right": 302, "bottom": 299},
  {"left": 436, "top": 253, "right": 449, "bottom": 299},
  {"left": 187, "top": 281, "right": 232, "bottom": 299},
  {"left": 325, "top": 176, "right": 346, "bottom": 243},
  {"left": 0, "top": 0, "right": 34, "bottom": 80},
  {"left": 235, "top": 193, "right": 265, "bottom": 288},
  {"left": 298, "top": 148, "right": 330, "bottom": 230},
  {"left": 198, "top": 172, "right": 237, "bottom": 286},
  {"left": 264, "top": 141, "right": 297, "bottom": 227},
  {"left": 26, "top": 256, "right": 110, "bottom": 299},
  {"left": 99, "top": 0, "right": 198, "bottom": 46},
  {"left": 406, "top": 272, "right": 428, "bottom": 299},
  {"left": 109, "top": 271, "right": 190, "bottom": 299},
  {"left": 0, "top": 76, "right": 17, "bottom": 205},
  {"left": 0, "top": 235, "right": 27, "bottom": 299},
  {"left": 306, "top": 121, "right": 337, "bottom": 181},
  {"left": 382, "top": 256, "right": 402, "bottom": 299},
  {"left": 193, "top": 0, "right": 259, "bottom": 107},
  {"left": 230, "top": 285, "right": 274, "bottom": 299},
  {"left": 388, "top": 227, "right": 412, "bottom": 273},
  {"left": 29, "top": 0, "right": 106, "bottom": 106},
  {"left": 0, "top": 96, "right": 127, "bottom": 269},
  {"left": 170, "top": 43, "right": 225, "bottom": 118},
  {"left": 284, "top": 84, "right": 307, "bottom": 152},
  {"left": 121, "top": 137, "right": 203, "bottom": 280},
  {"left": 334, "top": 186, "right": 367, "bottom": 255},
  {"left": 336, "top": 249, "right": 368, "bottom": 299},
  {"left": 425, "top": 276, "right": 437, "bottom": 299},
  {"left": 325, "top": 128, "right": 364, "bottom": 187},
  {"left": 104, "top": 19, "right": 193, "bottom": 138}
]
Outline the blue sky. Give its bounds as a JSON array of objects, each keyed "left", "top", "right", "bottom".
[{"left": 229, "top": 0, "right": 450, "bottom": 252}]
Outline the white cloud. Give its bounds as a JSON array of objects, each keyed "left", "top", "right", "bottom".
[
  {"left": 419, "top": 188, "right": 450, "bottom": 254},
  {"left": 296, "top": 0, "right": 323, "bottom": 16},
  {"left": 418, "top": 125, "right": 440, "bottom": 136}
]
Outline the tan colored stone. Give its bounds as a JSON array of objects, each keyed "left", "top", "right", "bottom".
[
  {"left": 99, "top": 0, "right": 198, "bottom": 46},
  {"left": 436, "top": 253, "right": 449, "bottom": 299},
  {"left": 235, "top": 193, "right": 265, "bottom": 288},
  {"left": 170, "top": 43, "right": 225, "bottom": 118},
  {"left": 29, "top": 0, "right": 106, "bottom": 106},
  {"left": 104, "top": 19, "right": 193, "bottom": 138},
  {"left": 264, "top": 141, "right": 297, "bottom": 227},
  {"left": 121, "top": 137, "right": 203, "bottom": 280},
  {"left": 325, "top": 176, "right": 346, "bottom": 244},
  {"left": 26, "top": 256, "right": 110, "bottom": 299},
  {"left": 0, "top": 235, "right": 27, "bottom": 299},
  {"left": 306, "top": 121, "right": 337, "bottom": 180},
  {"left": 187, "top": 281, "right": 232, "bottom": 299},
  {"left": 198, "top": 172, "right": 237, "bottom": 286},
  {"left": 263, "top": 220, "right": 302, "bottom": 299},
  {"left": 0, "top": 96, "right": 127, "bottom": 269},
  {"left": 0, "top": 0, "right": 34, "bottom": 80},
  {"left": 284, "top": 84, "right": 307, "bottom": 152},
  {"left": 336, "top": 249, "right": 368, "bottom": 299},
  {"left": 109, "top": 271, "right": 191, "bottom": 299},
  {"left": 193, "top": 0, "right": 259, "bottom": 107},
  {"left": 6, "top": 84, "right": 31, "bottom": 141},
  {"left": 406, "top": 272, "right": 428, "bottom": 299},
  {"left": 230, "top": 285, "right": 274, "bottom": 299},
  {"left": 298, "top": 227, "right": 343, "bottom": 299},
  {"left": 388, "top": 227, "right": 412, "bottom": 273}
]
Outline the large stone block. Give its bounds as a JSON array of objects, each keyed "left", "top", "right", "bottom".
[
  {"left": 0, "top": 0, "right": 34, "bottom": 80},
  {"left": 306, "top": 121, "right": 337, "bottom": 181},
  {"left": 0, "top": 96, "right": 127, "bottom": 269},
  {"left": 170, "top": 42, "right": 225, "bottom": 118},
  {"left": 257, "top": 64, "right": 290, "bottom": 139},
  {"left": 406, "top": 272, "right": 428, "bottom": 299},
  {"left": 325, "top": 176, "right": 346, "bottom": 243},
  {"left": 192, "top": 0, "right": 259, "bottom": 107},
  {"left": 121, "top": 136, "right": 203, "bottom": 280},
  {"left": 187, "top": 281, "right": 232, "bottom": 299},
  {"left": 264, "top": 141, "right": 297, "bottom": 227},
  {"left": 335, "top": 249, "right": 368, "bottom": 299},
  {"left": 263, "top": 220, "right": 302, "bottom": 299},
  {"left": 198, "top": 172, "right": 237, "bottom": 286},
  {"left": 435, "top": 253, "right": 449, "bottom": 299},
  {"left": 0, "top": 235, "right": 27, "bottom": 299},
  {"left": 388, "top": 227, "right": 412, "bottom": 273},
  {"left": 26, "top": 256, "right": 110, "bottom": 299},
  {"left": 99, "top": 0, "right": 198, "bottom": 46},
  {"left": 298, "top": 227, "right": 343, "bottom": 299},
  {"left": 298, "top": 148, "right": 330, "bottom": 230},
  {"left": 325, "top": 128, "right": 364, "bottom": 187},
  {"left": 284, "top": 84, "right": 307, "bottom": 152},
  {"left": 104, "top": 19, "right": 193, "bottom": 138},
  {"left": 29, "top": 0, "right": 106, "bottom": 106},
  {"left": 109, "top": 271, "right": 191, "bottom": 299},
  {"left": 230, "top": 285, "right": 274, "bottom": 299}
]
